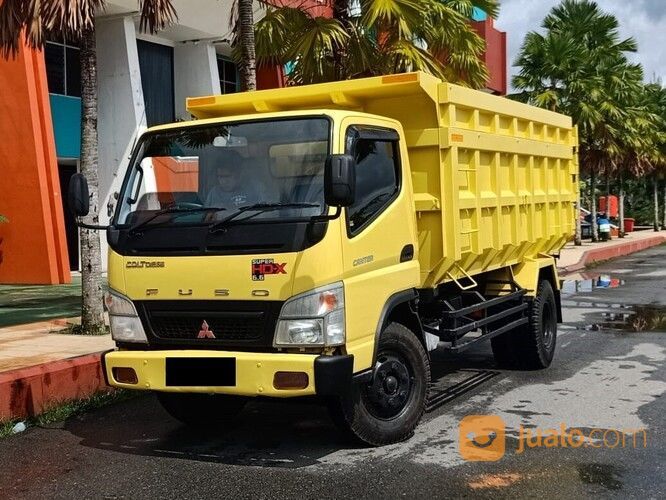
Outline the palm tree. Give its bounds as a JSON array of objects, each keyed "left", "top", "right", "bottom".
[
  {"left": 0, "top": 0, "right": 176, "bottom": 334},
  {"left": 642, "top": 83, "right": 666, "bottom": 230},
  {"left": 614, "top": 82, "right": 663, "bottom": 235},
  {"left": 511, "top": 0, "right": 643, "bottom": 244},
  {"left": 236, "top": 0, "right": 257, "bottom": 91},
  {"left": 254, "top": 0, "right": 499, "bottom": 88}
]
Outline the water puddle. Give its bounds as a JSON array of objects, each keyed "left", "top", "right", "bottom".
[
  {"left": 561, "top": 274, "right": 625, "bottom": 295},
  {"left": 584, "top": 306, "right": 666, "bottom": 332}
]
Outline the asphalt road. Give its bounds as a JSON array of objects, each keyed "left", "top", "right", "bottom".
[{"left": 1, "top": 246, "right": 665, "bottom": 499}]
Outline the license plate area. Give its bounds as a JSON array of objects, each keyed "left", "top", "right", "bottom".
[{"left": 165, "top": 357, "right": 236, "bottom": 386}]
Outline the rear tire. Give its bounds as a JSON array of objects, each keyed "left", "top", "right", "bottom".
[
  {"left": 490, "top": 331, "right": 518, "bottom": 368},
  {"left": 328, "top": 322, "right": 430, "bottom": 446},
  {"left": 516, "top": 279, "right": 558, "bottom": 369},
  {"left": 491, "top": 279, "right": 558, "bottom": 370},
  {"left": 156, "top": 392, "right": 247, "bottom": 427}
]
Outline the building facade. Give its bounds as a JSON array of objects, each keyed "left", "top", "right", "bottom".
[{"left": 0, "top": 0, "right": 506, "bottom": 284}]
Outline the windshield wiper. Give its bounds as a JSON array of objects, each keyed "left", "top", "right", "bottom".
[
  {"left": 208, "top": 202, "right": 320, "bottom": 233},
  {"left": 128, "top": 206, "right": 227, "bottom": 236}
]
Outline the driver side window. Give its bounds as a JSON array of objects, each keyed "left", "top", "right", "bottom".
[{"left": 346, "top": 128, "right": 401, "bottom": 236}]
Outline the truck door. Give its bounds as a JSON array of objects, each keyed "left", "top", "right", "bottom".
[{"left": 340, "top": 122, "right": 419, "bottom": 371}]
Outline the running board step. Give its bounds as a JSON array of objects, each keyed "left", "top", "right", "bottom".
[{"left": 439, "top": 316, "right": 528, "bottom": 353}]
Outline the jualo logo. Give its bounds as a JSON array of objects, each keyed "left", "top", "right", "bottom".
[{"left": 459, "top": 415, "right": 506, "bottom": 461}]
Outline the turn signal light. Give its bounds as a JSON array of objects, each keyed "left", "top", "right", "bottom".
[
  {"left": 112, "top": 367, "right": 138, "bottom": 384},
  {"left": 273, "top": 371, "right": 309, "bottom": 390}
]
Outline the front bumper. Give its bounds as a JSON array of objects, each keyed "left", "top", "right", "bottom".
[{"left": 103, "top": 349, "right": 353, "bottom": 398}]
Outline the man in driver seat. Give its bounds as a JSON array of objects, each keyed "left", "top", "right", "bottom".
[{"left": 206, "top": 162, "right": 258, "bottom": 209}]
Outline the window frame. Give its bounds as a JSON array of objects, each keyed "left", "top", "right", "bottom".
[
  {"left": 44, "top": 38, "right": 81, "bottom": 97},
  {"left": 344, "top": 125, "right": 402, "bottom": 238},
  {"left": 217, "top": 55, "right": 239, "bottom": 94}
]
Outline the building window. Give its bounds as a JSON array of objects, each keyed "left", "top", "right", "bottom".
[
  {"left": 217, "top": 57, "right": 238, "bottom": 94},
  {"left": 44, "top": 38, "right": 81, "bottom": 97}
]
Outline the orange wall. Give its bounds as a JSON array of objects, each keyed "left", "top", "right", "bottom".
[
  {"left": 153, "top": 157, "right": 199, "bottom": 193},
  {"left": 0, "top": 43, "right": 71, "bottom": 284}
]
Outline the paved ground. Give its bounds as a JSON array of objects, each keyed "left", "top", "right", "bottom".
[{"left": 0, "top": 247, "right": 665, "bottom": 499}]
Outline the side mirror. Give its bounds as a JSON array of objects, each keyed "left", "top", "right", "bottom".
[
  {"left": 324, "top": 154, "right": 356, "bottom": 207},
  {"left": 68, "top": 173, "right": 90, "bottom": 217}
]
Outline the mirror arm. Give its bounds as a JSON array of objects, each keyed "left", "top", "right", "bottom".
[
  {"left": 311, "top": 206, "right": 342, "bottom": 222},
  {"left": 75, "top": 219, "right": 110, "bottom": 231}
]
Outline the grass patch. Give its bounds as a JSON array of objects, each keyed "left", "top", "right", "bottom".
[
  {"left": 0, "top": 419, "right": 19, "bottom": 439},
  {"left": 0, "top": 389, "right": 136, "bottom": 439}
]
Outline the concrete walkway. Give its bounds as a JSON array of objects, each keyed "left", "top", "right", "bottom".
[
  {"left": 0, "top": 319, "right": 113, "bottom": 419},
  {"left": 557, "top": 229, "right": 666, "bottom": 274},
  {"left": 0, "top": 318, "right": 113, "bottom": 373}
]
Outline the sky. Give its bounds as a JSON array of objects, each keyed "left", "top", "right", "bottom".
[{"left": 494, "top": 0, "right": 666, "bottom": 90}]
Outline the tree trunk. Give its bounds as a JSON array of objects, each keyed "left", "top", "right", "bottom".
[
  {"left": 574, "top": 184, "right": 582, "bottom": 245},
  {"left": 333, "top": 0, "right": 350, "bottom": 80},
  {"left": 618, "top": 170, "right": 625, "bottom": 238},
  {"left": 237, "top": 0, "right": 256, "bottom": 91},
  {"left": 654, "top": 172, "right": 660, "bottom": 232},
  {"left": 590, "top": 168, "right": 598, "bottom": 242},
  {"left": 79, "top": 26, "right": 105, "bottom": 334},
  {"left": 663, "top": 179, "right": 666, "bottom": 230}
]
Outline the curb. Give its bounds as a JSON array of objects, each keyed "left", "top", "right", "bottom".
[
  {"left": 0, "top": 352, "right": 109, "bottom": 420},
  {"left": 558, "top": 235, "right": 666, "bottom": 275}
]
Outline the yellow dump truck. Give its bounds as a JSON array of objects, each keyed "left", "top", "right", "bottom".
[{"left": 69, "top": 72, "right": 578, "bottom": 445}]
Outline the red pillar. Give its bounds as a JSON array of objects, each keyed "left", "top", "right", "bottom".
[
  {"left": 0, "top": 43, "right": 71, "bottom": 284},
  {"left": 471, "top": 18, "right": 507, "bottom": 95}
]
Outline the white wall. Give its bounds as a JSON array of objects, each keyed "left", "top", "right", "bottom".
[
  {"left": 96, "top": 15, "right": 147, "bottom": 268},
  {"left": 174, "top": 42, "right": 221, "bottom": 120}
]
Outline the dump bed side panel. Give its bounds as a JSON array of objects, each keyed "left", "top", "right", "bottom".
[{"left": 412, "top": 83, "right": 577, "bottom": 287}]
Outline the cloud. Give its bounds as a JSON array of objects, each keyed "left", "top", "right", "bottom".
[{"left": 495, "top": 0, "right": 666, "bottom": 88}]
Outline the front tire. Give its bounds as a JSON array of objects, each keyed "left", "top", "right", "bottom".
[
  {"left": 329, "top": 322, "right": 430, "bottom": 446},
  {"left": 156, "top": 392, "right": 247, "bottom": 427}
]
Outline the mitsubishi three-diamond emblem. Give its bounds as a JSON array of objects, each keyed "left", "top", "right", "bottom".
[{"left": 197, "top": 320, "right": 216, "bottom": 339}]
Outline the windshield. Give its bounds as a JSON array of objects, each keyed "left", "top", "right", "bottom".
[{"left": 116, "top": 117, "right": 330, "bottom": 228}]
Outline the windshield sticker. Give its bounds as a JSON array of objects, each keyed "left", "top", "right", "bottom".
[{"left": 252, "top": 258, "right": 287, "bottom": 281}]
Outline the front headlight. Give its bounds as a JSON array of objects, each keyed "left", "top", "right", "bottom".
[
  {"left": 274, "top": 282, "right": 345, "bottom": 347},
  {"left": 104, "top": 290, "right": 148, "bottom": 343}
]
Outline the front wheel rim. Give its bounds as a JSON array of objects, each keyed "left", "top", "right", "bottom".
[{"left": 362, "top": 351, "right": 414, "bottom": 420}]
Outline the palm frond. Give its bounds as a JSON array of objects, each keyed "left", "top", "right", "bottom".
[{"left": 138, "top": 0, "right": 177, "bottom": 34}]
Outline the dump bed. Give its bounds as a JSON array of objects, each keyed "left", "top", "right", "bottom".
[{"left": 187, "top": 72, "right": 578, "bottom": 288}]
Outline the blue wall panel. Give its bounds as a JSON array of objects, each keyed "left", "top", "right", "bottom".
[
  {"left": 472, "top": 7, "right": 487, "bottom": 21},
  {"left": 49, "top": 94, "right": 81, "bottom": 159}
]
